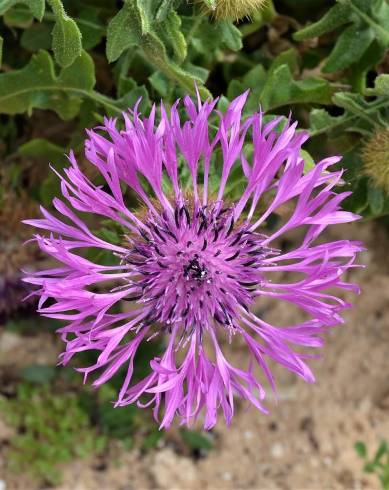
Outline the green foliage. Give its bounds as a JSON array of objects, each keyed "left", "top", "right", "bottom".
[
  {"left": 294, "top": 0, "right": 389, "bottom": 79},
  {"left": 106, "top": 1, "right": 143, "bottom": 62},
  {"left": 0, "top": 0, "right": 388, "bottom": 227},
  {"left": 0, "top": 50, "right": 95, "bottom": 118},
  {"left": 0, "top": 384, "right": 107, "bottom": 485},
  {"left": 47, "top": 0, "right": 82, "bottom": 67},
  {"left": 180, "top": 429, "right": 213, "bottom": 451},
  {"left": 0, "top": 0, "right": 45, "bottom": 20},
  {"left": 355, "top": 440, "right": 389, "bottom": 489}
]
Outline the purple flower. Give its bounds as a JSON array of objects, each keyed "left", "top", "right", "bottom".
[{"left": 24, "top": 92, "right": 362, "bottom": 429}]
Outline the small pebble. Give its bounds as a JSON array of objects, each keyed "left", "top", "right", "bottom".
[
  {"left": 223, "top": 472, "right": 232, "bottom": 481},
  {"left": 244, "top": 430, "right": 253, "bottom": 440},
  {"left": 271, "top": 443, "right": 284, "bottom": 459}
]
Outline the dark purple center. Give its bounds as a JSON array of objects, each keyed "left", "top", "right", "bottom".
[{"left": 122, "top": 201, "right": 277, "bottom": 338}]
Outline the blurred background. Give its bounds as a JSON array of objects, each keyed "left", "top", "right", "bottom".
[{"left": 0, "top": 0, "right": 389, "bottom": 488}]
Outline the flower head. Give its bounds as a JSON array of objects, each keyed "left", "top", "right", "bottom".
[
  {"left": 24, "top": 91, "right": 362, "bottom": 429},
  {"left": 203, "top": 0, "right": 267, "bottom": 20},
  {"left": 362, "top": 127, "right": 389, "bottom": 193}
]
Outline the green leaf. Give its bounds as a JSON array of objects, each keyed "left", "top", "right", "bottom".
[
  {"left": 323, "top": 25, "right": 374, "bottom": 73},
  {"left": 218, "top": 21, "right": 243, "bottom": 51},
  {"left": 0, "top": 36, "right": 3, "bottom": 68},
  {"left": 21, "top": 22, "right": 53, "bottom": 52},
  {"left": 268, "top": 48, "right": 300, "bottom": 76},
  {"left": 181, "top": 430, "right": 213, "bottom": 451},
  {"left": 149, "top": 71, "right": 169, "bottom": 97},
  {"left": 374, "top": 440, "right": 388, "bottom": 463},
  {"left": 355, "top": 441, "right": 367, "bottom": 458},
  {"left": 117, "top": 78, "right": 151, "bottom": 113},
  {"left": 3, "top": 6, "right": 33, "bottom": 28},
  {"left": 141, "top": 30, "right": 210, "bottom": 98},
  {"left": 76, "top": 8, "right": 105, "bottom": 50},
  {"left": 47, "top": 0, "right": 82, "bottom": 68},
  {"left": 0, "top": 0, "right": 45, "bottom": 20},
  {"left": 260, "top": 64, "right": 335, "bottom": 111},
  {"left": 293, "top": 3, "right": 350, "bottom": 41},
  {"left": 309, "top": 95, "right": 389, "bottom": 138},
  {"left": 19, "top": 138, "right": 65, "bottom": 163},
  {"left": 40, "top": 173, "right": 61, "bottom": 206},
  {"left": 142, "top": 430, "right": 163, "bottom": 450},
  {"left": 345, "top": 0, "right": 389, "bottom": 46},
  {"left": 363, "top": 462, "right": 377, "bottom": 473},
  {"left": 368, "top": 185, "right": 385, "bottom": 215},
  {"left": 301, "top": 150, "right": 315, "bottom": 173},
  {"left": 370, "top": 74, "right": 389, "bottom": 96},
  {"left": 106, "top": 2, "right": 142, "bottom": 62},
  {"left": 156, "top": 0, "right": 180, "bottom": 22},
  {"left": 0, "top": 50, "right": 95, "bottom": 119},
  {"left": 155, "top": 10, "right": 187, "bottom": 63},
  {"left": 107, "top": 0, "right": 209, "bottom": 96},
  {"left": 333, "top": 93, "right": 378, "bottom": 127},
  {"left": 20, "top": 365, "right": 57, "bottom": 384}
]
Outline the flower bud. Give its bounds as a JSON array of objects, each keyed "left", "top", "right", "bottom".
[
  {"left": 204, "top": 0, "right": 267, "bottom": 21},
  {"left": 362, "top": 128, "right": 389, "bottom": 193}
]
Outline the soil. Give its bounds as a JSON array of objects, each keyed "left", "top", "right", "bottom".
[{"left": 1, "top": 220, "right": 388, "bottom": 490}]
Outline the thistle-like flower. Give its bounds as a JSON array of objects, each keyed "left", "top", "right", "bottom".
[{"left": 24, "top": 92, "right": 362, "bottom": 429}]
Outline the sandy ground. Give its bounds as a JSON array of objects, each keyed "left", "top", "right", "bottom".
[{"left": 1, "top": 220, "right": 388, "bottom": 490}]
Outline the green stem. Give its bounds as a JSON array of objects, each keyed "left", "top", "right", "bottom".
[{"left": 310, "top": 99, "right": 389, "bottom": 137}]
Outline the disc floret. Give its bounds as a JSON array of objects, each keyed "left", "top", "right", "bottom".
[{"left": 124, "top": 200, "right": 277, "bottom": 341}]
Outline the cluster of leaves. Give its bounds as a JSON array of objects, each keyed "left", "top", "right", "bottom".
[
  {"left": 0, "top": 383, "right": 106, "bottom": 486},
  {"left": 355, "top": 440, "right": 389, "bottom": 489},
  {"left": 0, "top": 0, "right": 388, "bottom": 221}
]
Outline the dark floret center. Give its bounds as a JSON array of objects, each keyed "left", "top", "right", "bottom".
[
  {"left": 121, "top": 200, "right": 277, "bottom": 337},
  {"left": 183, "top": 257, "right": 208, "bottom": 281}
]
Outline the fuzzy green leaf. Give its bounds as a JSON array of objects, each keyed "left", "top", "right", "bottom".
[
  {"left": 260, "top": 64, "right": 335, "bottom": 111},
  {"left": 323, "top": 25, "right": 374, "bottom": 73},
  {"left": 268, "top": 48, "right": 300, "bottom": 76},
  {"left": 76, "top": 8, "right": 105, "bottom": 50},
  {"left": 106, "top": 2, "right": 142, "bottom": 62},
  {"left": 0, "top": 50, "right": 95, "bottom": 119},
  {"left": 0, "top": 0, "right": 45, "bottom": 20},
  {"left": 21, "top": 23, "right": 52, "bottom": 52},
  {"left": 142, "top": 30, "right": 210, "bottom": 98},
  {"left": 293, "top": 3, "right": 350, "bottom": 41},
  {"left": 3, "top": 6, "right": 33, "bottom": 28},
  {"left": 156, "top": 0, "right": 180, "bottom": 21},
  {"left": 47, "top": 0, "right": 82, "bottom": 68},
  {"left": 19, "top": 138, "right": 65, "bottom": 165},
  {"left": 218, "top": 21, "right": 243, "bottom": 51},
  {"left": 155, "top": 10, "right": 187, "bottom": 63},
  {"left": 372, "top": 74, "right": 389, "bottom": 96}
]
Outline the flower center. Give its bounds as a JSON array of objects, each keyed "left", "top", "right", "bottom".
[
  {"left": 183, "top": 257, "right": 208, "bottom": 281},
  {"left": 122, "top": 201, "right": 277, "bottom": 338}
]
